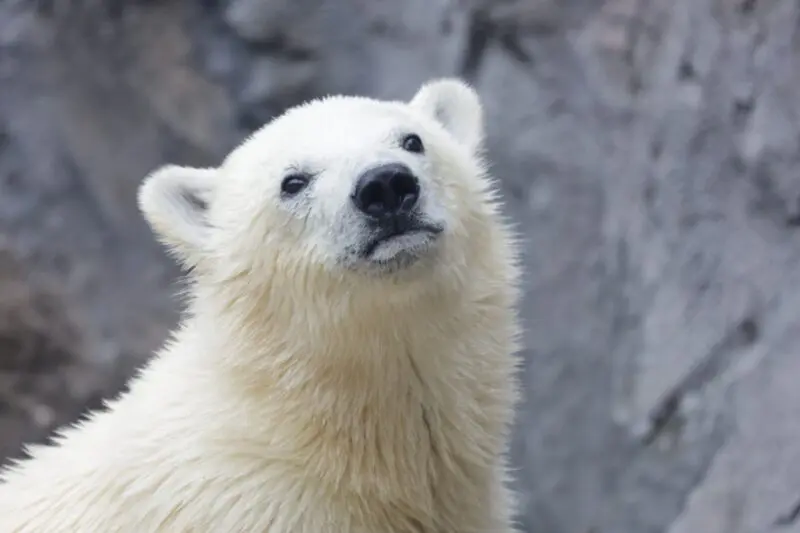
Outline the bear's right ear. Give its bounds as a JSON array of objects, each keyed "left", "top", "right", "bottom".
[{"left": 138, "top": 164, "right": 217, "bottom": 268}]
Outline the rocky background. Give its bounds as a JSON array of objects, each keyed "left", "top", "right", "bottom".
[{"left": 1, "top": 0, "right": 800, "bottom": 531}]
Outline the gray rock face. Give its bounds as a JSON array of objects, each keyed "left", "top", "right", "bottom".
[{"left": 2, "top": 0, "right": 800, "bottom": 531}]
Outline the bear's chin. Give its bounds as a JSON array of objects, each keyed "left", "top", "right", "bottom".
[
  {"left": 368, "top": 250, "right": 427, "bottom": 274},
  {"left": 341, "top": 230, "right": 442, "bottom": 276}
]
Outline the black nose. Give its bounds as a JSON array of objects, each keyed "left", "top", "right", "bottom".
[{"left": 351, "top": 163, "right": 420, "bottom": 219}]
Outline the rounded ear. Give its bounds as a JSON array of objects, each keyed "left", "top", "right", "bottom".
[
  {"left": 138, "top": 164, "right": 218, "bottom": 268},
  {"left": 409, "top": 78, "right": 485, "bottom": 153}
]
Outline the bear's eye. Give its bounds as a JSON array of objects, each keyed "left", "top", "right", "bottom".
[
  {"left": 280, "top": 173, "right": 310, "bottom": 197},
  {"left": 401, "top": 133, "right": 424, "bottom": 154}
]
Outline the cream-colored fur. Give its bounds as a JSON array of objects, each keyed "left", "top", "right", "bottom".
[{"left": 0, "top": 79, "right": 522, "bottom": 532}]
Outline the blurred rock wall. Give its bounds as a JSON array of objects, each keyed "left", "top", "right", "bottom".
[{"left": 2, "top": 1, "right": 800, "bottom": 531}]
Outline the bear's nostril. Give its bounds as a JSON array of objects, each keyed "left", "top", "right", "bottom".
[
  {"left": 389, "top": 173, "right": 419, "bottom": 210},
  {"left": 360, "top": 182, "right": 389, "bottom": 217},
  {"left": 353, "top": 163, "right": 420, "bottom": 219}
]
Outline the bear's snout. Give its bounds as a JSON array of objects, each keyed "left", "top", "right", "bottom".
[{"left": 351, "top": 163, "right": 420, "bottom": 221}]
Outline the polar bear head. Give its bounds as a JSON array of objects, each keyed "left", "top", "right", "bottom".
[{"left": 138, "top": 79, "right": 499, "bottom": 302}]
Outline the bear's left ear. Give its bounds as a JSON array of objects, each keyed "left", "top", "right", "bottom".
[
  {"left": 409, "top": 78, "right": 485, "bottom": 153},
  {"left": 138, "top": 164, "right": 218, "bottom": 269}
]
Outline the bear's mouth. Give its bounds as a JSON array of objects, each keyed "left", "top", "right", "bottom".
[{"left": 362, "top": 220, "right": 444, "bottom": 260}]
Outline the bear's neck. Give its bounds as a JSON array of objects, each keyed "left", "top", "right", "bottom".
[
  {"left": 192, "top": 278, "right": 467, "bottom": 397},
  {"left": 181, "top": 276, "right": 517, "bottom": 494}
]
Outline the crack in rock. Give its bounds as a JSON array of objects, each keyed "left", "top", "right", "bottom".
[
  {"left": 641, "top": 316, "right": 760, "bottom": 446},
  {"left": 774, "top": 498, "right": 800, "bottom": 527}
]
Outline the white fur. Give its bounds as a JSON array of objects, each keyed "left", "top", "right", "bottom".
[
  {"left": 0, "top": 78, "right": 522, "bottom": 532},
  {"left": 137, "top": 165, "right": 217, "bottom": 268},
  {"left": 410, "top": 78, "right": 485, "bottom": 154}
]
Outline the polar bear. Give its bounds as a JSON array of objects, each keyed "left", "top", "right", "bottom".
[{"left": 0, "top": 78, "right": 522, "bottom": 532}]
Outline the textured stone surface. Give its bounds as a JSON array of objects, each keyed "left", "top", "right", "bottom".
[{"left": 2, "top": 0, "right": 800, "bottom": 531}]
